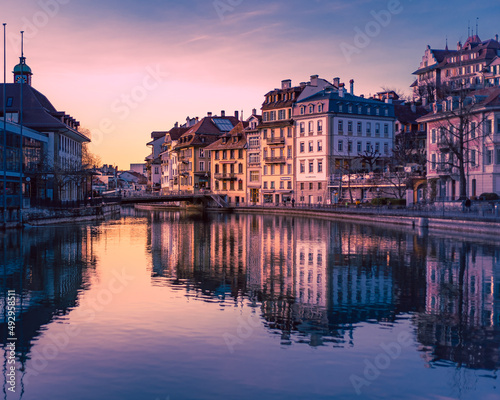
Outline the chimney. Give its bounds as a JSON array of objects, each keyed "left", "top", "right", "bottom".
[
  {"left": 281, "top": 79, "right": 292, "bottom": 89},
  {"left": 457, "top": 41, "right": 462, "bottom": 50},
  {"left": 496, "top": 34, "right": 499, "bottom": 42},
  {"left": 310, "top": 74, "right": 319, "bottom": 86},
  {"left": 360, "top": 94, "right": 365, "bottom": 98},
  {"left": 300, "top": 82, "right": 307, "bottom": 88},
  {"left": 411, "top": 103, "right": 416, "bottom": 113},
  {"left": 234, "top": 110, "right": 239, "bottom": 120},
  {"left": 349, "top": 79, "right": 354, "bottom": 95},
  {"left": 175, "top": 122, "right": 178, "bottom": 128},
  {"left": 252, "top": 108, "right": 257, "bottom": 115},
  {"left": 221, "top": 110, "right": 225, "bottom": 117},
  {"left": 333, "top": 77, "right": 340, "bottom": 88},
  {"left": 207, "top": 112, "right": 212, "bottom": 117}
]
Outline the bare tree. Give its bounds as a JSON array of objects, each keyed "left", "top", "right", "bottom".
[{"left": 425, "top": 89, "right": 491, "bottom": 200}]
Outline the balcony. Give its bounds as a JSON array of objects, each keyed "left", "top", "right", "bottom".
[
  {"left": 437, "top": 139, "right": 450, "bottom": 152},
  {"left": 214, "top": 173, "right": 237, "bottom": 180},
  {"left": 436, "top": 164, "right": 453, "bottom": 176},
  {"left": 266, "top": 137, "right": 285, "bottom": 145},
  {"left": 264, "top": 156, "right": 286, "bottom": 164}
]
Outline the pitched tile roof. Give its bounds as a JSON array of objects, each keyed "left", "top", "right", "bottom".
[
  {"left": 205, "top": 122, "right": 248, "bottom": 151},
  {"left": 0, "top": 83, "right": 89, "bottom": 142}
]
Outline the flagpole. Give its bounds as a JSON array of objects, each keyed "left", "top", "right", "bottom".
[
  {"left": 2, "top": 23, "right": 6, "bottom": 227},
  {"left": 19, "top": 31, "right": 24, "bottom": 225}
]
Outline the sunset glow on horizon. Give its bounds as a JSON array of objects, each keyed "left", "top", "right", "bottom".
[{"left": 3, "top": 0, "right": 500, "bottom": 168}]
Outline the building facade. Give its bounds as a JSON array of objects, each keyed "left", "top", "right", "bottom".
[
  {"left": 418, "top": 88, "right": 500, "bottom": 200},
  {"left": 206, "top": 122, "right": 248, "bottom": 205},
  {"left": 294, "top": 83, "right": 396, "bottom": 204}
]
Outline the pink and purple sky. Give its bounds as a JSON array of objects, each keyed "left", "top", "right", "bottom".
[{"left": 2, "top": 0, "right": 500, "bottom": 168}]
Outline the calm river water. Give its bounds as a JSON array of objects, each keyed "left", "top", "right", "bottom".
[{"left": 1, "top": 209, "right": 499, "bottom": 400}]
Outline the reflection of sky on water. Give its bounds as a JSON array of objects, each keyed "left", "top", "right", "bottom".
[{"left": 0, "top": 210, "right": 498, "bottom": 400}]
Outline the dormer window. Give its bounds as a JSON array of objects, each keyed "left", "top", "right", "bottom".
[
  {"left": 300, "top": 106, "right": 305, "bottom": 115},
  {"left": 318, "top": 104, "right": 323, "bottom": 113},
  {"left": 309, "top": 105, "right": 314, "bottom": 113},
  {"left": 233, "top": 136, "right": 238, "bottom": 143}
]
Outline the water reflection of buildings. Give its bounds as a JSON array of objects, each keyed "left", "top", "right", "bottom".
[
  {"left": 416, "top": 240, "right": 500, "bottom": 370},
  {"left": 0, "top": 226, "right": 97, "bottom": 380},
  {"left": 146, "top": 211, "right": 500, "bottom": 367}
]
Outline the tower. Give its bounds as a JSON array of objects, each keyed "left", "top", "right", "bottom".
[{"left": 13, "top": 56, "right": 32, "bottom": 85}]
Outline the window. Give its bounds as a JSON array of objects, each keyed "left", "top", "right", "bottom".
[
  {"left": 357, "top": 122, "right": 362, "bottom": 135},
  {"left": 279, "top": 128, "right": 284, "bottom": 138},
  {"left": 238, "top": 149, "right": 243, "bottom": 159},
  {"left": 338, "top": 120, "right": 343, "bottom": 134},
  {"left": 263, "top": 181, "right": 268, "bottom": 189},
  {"left": 287, "top": 127, "right": 292, "bottom": 138},
  {"left": 300, "top": 142, "right": 305, "bottom": 153},
  {"left": 280, "top": 164, "right": 285, "bottom": 174},
  {"left": 318, "top": 182, "right": 322, "bottom": 190},
  {"left": 375, "top": 123, "right": 380, "bottom": 136},
  {"left": 270, "top": 111, "right": 276, "bottom": 120},
  {"left": 348, "top": 105, "right": 353, "bottom": 113},
  {"left": 287, "top": 181, "right": 292, "bottom": 189},
  {"left": 338, "top": 140, "right": 343, "bottom": 152},
  {"left": 384, "top": 143, "right": 389, "bottom": 154},
  {"left": 375, "top": 142, "right": 380, "bottom": 153},
  {"left": 497, "top": 119, "right": 500, "bottom": 134},
  {"left": 230, "top": 150, "right": 235, "bottom": 159},
  {"left": 300, "top": 183, "right": 304, "bottom": 190},
  {"left": 199, "top": 149, "right": 205, "bottom": 158},
  {"left": 238, "top": 163, "right": 243, "bottom": 174},
  {"left": 309, "top": 105, "right": 314, "bottom": 113},
  {"left": 471, "top": 149, "right": 476, "bottom": 165},
  {"left": 249, "top": 154, "right": 259, "bottom": 164},
  {"left": 431, "top": 153, "right": 436, "bottom": 169},
  {"left": 222, "top": 150, "right": 227, "bottom": 159},
  {"left": 366, "top": 142, "right": 371, "bottom": 152},
  {"left": 199, "top": 161, "right": 205, "bottom": 170},
  {"left": 250, "top": 171, "right": 259, "bottom": 182},
  {"left": 384, "top": 124, "right": 389, "bottom": 137},
  {"left": 300, "top": 106, "right": 305, "bottom": 115},
  {"left": 287, "top": 164, "right": 292, "bottom": 174},
  {"left": 496, "top": 147, "right": 500, "bottom": 164},
  {"left": 287, "top": 146, "right": 292, "bottom": 159},
  {"left": 318, "top": 104, "right": 323, "bottom": 113},
  {"left": 263, "top": 165, "right": 267, "bottom": 175},
  {"left": 431, "top": 129, "right": 436, "bottom": 143},
  {"left": 300, "top": 161, "right": 305, "bottom": 173},
  {"left": 300, "top": 122, "right": 305, "bottom": 135},
  {"left": 317, "top": 120, "right": 323, "bottom": 132},
  {"left": 270, "top": 181, "right": 275, "bottom": 189},
  {"left": 347, "top": 141, "right": 353, "bottom": 153},
  {"left": 317, "top": 160, "right": 323, "bottom": 173},
  {"left": 348, "top": 121, "right": 353, "bottom": 134},
  {"left": 309, "top": 161, "right": 314, "bottom": 173},
  {"left": 357, "top": 141, "right": 362, "bottom": 152},
  {"left": 270, "top": 165, "right": 275, "bottom": 175},
  {"left": 308, "top": 121, "right": 314, "bottom": 134},
  {"left": 485, "top": 149, "right": 493, "bottom": 165},
  {"left": 317, "top": 140, "right": 323, "bottom": 152},
  {"left": 366, "top": 122, "right": 371, "bottom": 136},
  {"left": 278, "top": 110, "right": 286, "bottom": 120},
  {"left": 308, "top": 141, "right": 313, "bottom": 152},
  {"left": 470, "top": 123, "right": 476, "bottom": 139}
]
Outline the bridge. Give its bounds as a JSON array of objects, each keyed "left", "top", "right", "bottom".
[{"left": 119, "top": 193, "right": 228, "bottom": 208}]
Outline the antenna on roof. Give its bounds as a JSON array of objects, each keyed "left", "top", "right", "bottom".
[
  {"left": 445, "top": 35, "right": 448, "bottom": 51},
  {"left": 468, "top": 20, "right": 470, "bottom": 38},
  {"left": 476, "top": 17, "right": 479, "bottom": 36}
]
